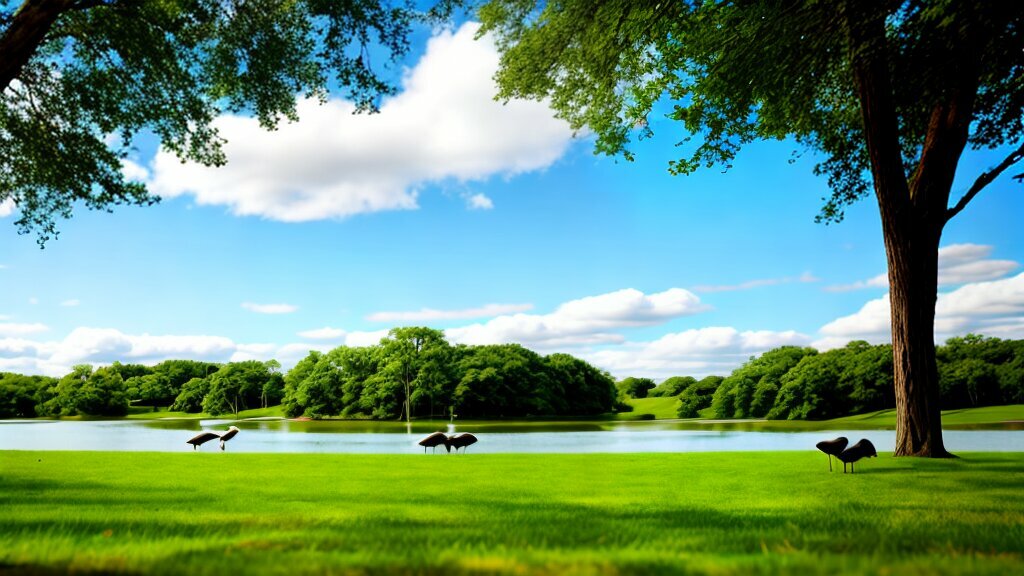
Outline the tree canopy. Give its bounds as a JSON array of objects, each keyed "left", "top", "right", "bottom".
[
  {"left": 478, "top": 0, "right": 1024, "bottom": 456},
  {"left": 0, "top": 0, "right": 451, "bottom": 244}
]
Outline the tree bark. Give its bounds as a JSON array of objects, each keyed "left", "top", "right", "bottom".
[
  {"left": 883, "top": 215, "right": 949, "bottom": 456},
  {"left": 0, "top": 0, "right": 73, "bottom": 92},
  {"left": 842, "top": 0, "right": 962, "bottom": 457}
]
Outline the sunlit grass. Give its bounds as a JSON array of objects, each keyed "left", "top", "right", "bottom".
[
  {"left": 618, "top": 396, "right": 681, "bottom": 419},
  {"left": 124, "top": 405, "right": 286, "bottom": 420},
  {"left": 1, "top": 451, "right": 1022, "bottom": 575}
]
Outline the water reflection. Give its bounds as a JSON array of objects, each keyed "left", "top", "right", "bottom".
[{"left": 0, "top": 418, "right": 1020, "bottom": 454}]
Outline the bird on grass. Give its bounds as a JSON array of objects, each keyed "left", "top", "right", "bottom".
[
  {"left": 449, "top": 433, "right": 478, "bottom": 453},
  {"left": 837, "top": 439, "right": 877, "bottom": 474},
  {"left": 418, "top": 431, "right": 451, "bottom": 453},
  {"left": 417, "top": 432, "right": 478, "bottom": 454},
  {"left": 815, "top": 436, "right": 849, "bottom": 472},
  {"left": 186, "top": 426, "right": 239, "bottom": 451}
]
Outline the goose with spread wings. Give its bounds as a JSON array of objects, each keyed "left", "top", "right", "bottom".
[{"left": 186, "top": 426, "right": 240, "bottom": 451}]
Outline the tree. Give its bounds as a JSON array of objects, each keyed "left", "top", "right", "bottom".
[
  {"left": 202, "top": 361, "right": 271, "bottom": 416},
  {"left": 649, "top": 376, "right": 696, "bottom": 398},
  {"left": 378, "top": 327, "right": 452, "bottom": 422},
  {"left": 46, "top": 364, "right": 128, "bottom": 416},
  {"left": 134, "top": 373, "right": 174, "bottom": 410},
  {"left": 170, "top": 377, "right": 210, "bottom": 413},
  {"left": 676, "top": 376, "right": 723, "bottom": 419},
  {"left": 479, "top": 1, "right": 1024, "bottom": 456},
  {"left": 0, "top": 0, "right": 445, "bottom": 244},
  {"left": 616, "top": 377, "right": 656, "bottom": 399}
]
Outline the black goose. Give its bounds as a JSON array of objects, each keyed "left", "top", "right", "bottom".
[
  {"left": 837, "top": 439, "right": 877, "bottom": 473},
  {"left": 815, "top": 436, "right": 849, "bottom": 472},
  {"left": 449, "top": 433, "right": 478, "bottom": 453},
  {"left": 186, "top": 426, "right": 240, "bottom": 451},
  {"left": 418, "top": 431, "right": 451, "bottom": 453}
]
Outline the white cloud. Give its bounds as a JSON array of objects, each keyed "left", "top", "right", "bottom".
[
  {"left": 466, "top": 193, "right": 494, "bottom": 210},
  {"left": 826, "top": 243, "right": 1017, "bottom": 292},
  {"left": 937, "top": 244, "right": 1018, "bottom": 285},
  {"left": 817, "top": 272, "right": 1024, "bottom": 347},
  {"left": 28, "top": 297, "right": 38, "bottom": 305},
  {"left": 147, "top": 22, "right": 573, "bottom": 222},
  {"left": 0, "top": 198, "right": 14, "bottom": 218},
  {"left": 297, "top": 326, "right": 348, "bottom": 340},
  {"left": 121, "top": 159, "right": 150, "bottom": 182},
  {"left": 367, "top": 303, "right": 534, "bottom": 323},
  {"left": 0, "top": 323, "right": 49, "bottom": 337},
  {"left": 692, "top": 272, "right": 819, "bottom": 293},
  {"left": 60, "top": 299, "right": 80, "bottom": 307},
  {"left": 446, "top": 288, "right": 708, "bottom": 348},
  {"left": 0, "top": 324, "right": 395, "bottom": 376},
  {"left": 296, "top": 326, "right": 389, "bottom": 346},
  {"left": 241, "top": 302, "right": 298, "bottom": 315},
  {"left": 584, "top": 327, "right": 812, "bottom": 380}
]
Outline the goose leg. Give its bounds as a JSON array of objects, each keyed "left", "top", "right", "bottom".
[{"left": 827, "top": 454, "right": 832, "bottom": 472}]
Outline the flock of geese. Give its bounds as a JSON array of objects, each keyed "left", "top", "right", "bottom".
[{"left": 186, "top": 426, "right": 878, "bottom": 473}]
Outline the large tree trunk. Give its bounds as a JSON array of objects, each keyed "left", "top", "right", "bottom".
[
  {"left": 881, "top": 211, "right": 950, "bottom": 456},
  {"left": 842, "top": 0, "right": 970, "bottom": 457}
]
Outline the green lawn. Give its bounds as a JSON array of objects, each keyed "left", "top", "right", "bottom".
[
  {"left": 1, "top": 451, "right": 1022, "bottom": 575},
  {"left": 617, "top": 401, "right": 1024, "bottom": 430},
  {"left": 124, "top": 405, "right": 285, "bottom": 420},
  {"left": 618, "top": 396, "right": 681, "bottom": 419}
]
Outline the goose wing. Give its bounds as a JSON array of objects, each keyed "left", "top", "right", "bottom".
[{"left": 186, "top": 431, "right": 221, "bottom": 446}]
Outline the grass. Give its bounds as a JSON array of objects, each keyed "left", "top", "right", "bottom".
[
  {"left": 124, "top": 405, "right": 285, "bottom": 420},
  {"left": 1, "top": 451, "right": 1022, "bottom": 575},
  {"left": 618, "top": 396, "right": 681, "bottom": 420},
  {"left": 617, "top": 401, "right": 1024, "bottom": 430}
]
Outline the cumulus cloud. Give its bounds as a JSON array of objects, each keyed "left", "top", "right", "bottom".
[
  {"left": 241, "top": 302, "right": 298, "bottom": 315},
  {"left": 817, "top": 272, "right": 1024, "bottom": 348},
  {"left": 584, "top": 327, "right": 812, "bottom": 380},
  {"left": 0, "top": 325, "right": 396, "bottom": 377},
  {"left": 0, "top": 323, "right": 49, "bottom": 337},
  {"left": 692, "top": 272, "right": 819, "bottom": 293},
  {"left": 937, "top": 244, "right": 1019, "bottom": 285},
  {"left": 826, "top": 243, "right": 1017, "bottom": 292},
  {"left": 147, "top": 22, "right": 573, "bottom": 222},
  {"left": 367, "top": 303, "right": 533, "bottom": 323},
  {"left": 60, "top": 299, "right": 80, "bottom": 307},
  {"left": 296, "top": 326, "right": 389, "bottom": 345},
  {"left": 466, "top": 193, "right": 494, "bottom": 210},
  {"left": 121, "top": 159, "right": 150, "bottom": 182},
  {"left": 446, "top": 288, "right": 708, "bottom": 348},
  {"left": 297, "top": 327, "right": 348, "bottom": 340},
  {"left": 0, "top": 198, "right": 14, "bottom": 218}
]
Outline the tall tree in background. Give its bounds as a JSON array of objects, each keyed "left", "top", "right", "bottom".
[
  {"left": 0, "top": 0, "right": 442, "bottom": 244},
  {"left": 479, "top": 0, "right": 1024, "bottom": 456}
]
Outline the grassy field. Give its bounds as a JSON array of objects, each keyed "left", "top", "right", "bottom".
[
  {"left": 617, "top": 396, "right": 682, "bottom": 419},
  {"left": 617, "top": 400, "right": 1024, "bottom": 430},
  {"left": 1, "top": 451, "right": 1022, "bottom": 575},
  {"left": 125, "top": 405, "right": 286, "bottom": 420}
]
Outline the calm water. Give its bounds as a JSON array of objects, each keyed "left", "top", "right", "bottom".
[{"left": 1, "top": 418, "right": 1021, "bottom": 454}]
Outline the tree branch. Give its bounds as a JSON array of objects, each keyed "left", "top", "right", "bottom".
[
  {"left": 945, "top": 141, "right": 1024, "bottom": 223},
  {"left": 0, "top": 0, "right": 74, "bottom": 92}
]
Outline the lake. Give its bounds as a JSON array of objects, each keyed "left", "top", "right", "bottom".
[{"left": 1, "top": 418, "right": 1022, "bottom": 453}]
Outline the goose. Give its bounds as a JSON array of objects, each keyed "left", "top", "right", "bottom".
[
  {"left": 186, "top": 426, "right": 239, "bottom": 451},
  {"left": 418, "top": 431, "right": 451, "bottom": 453},
  {"left": 837, "top": 438, "right": 877, "bottom": 473},
  {"left": 815, "top": 436, "right": 849, "bottom": 472}
]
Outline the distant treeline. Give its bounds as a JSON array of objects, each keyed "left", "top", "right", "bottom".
[
  {"left": 281, "top": 327, "right": 617, "bottom": 419},
  {"left": 4, "top": 332, "right": 1020, "bottom": 421},
  {"left": 617, "top": 335, "right": 1024, "bottom": 420},
  {"left": 0, "top": 327, "right": 617, "bottom": 419}
]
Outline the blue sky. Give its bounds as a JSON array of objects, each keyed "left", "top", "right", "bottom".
[{"left": 1, "top": 22, "right": 1022, "bottom": 379}]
